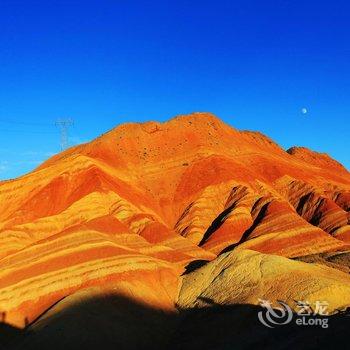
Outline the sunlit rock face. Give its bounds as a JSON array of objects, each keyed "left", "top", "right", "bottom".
[
  {"left": 0, "top": 112, "right": 349, "bottom": 329},
  {"left": 177, "top": 249, "right": 350, "bottom": 313}
]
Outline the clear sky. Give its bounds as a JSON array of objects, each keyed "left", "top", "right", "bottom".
[{"left": 0, "top": 0, "right": 349, "bottom": 179}]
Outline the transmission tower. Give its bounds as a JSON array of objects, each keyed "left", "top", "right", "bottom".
[{"left": 55, "top": 118, "right": 74, "bottom": 150}]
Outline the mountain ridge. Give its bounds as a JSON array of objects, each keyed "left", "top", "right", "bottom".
[{"left": 0, "top": 112, "right": 349, "bottom": 332}]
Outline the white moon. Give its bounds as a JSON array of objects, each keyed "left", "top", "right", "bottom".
[{"left": 301, "top": 108, "right": 308, "bottom": 114}]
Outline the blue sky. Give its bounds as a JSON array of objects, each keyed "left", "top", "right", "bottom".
[{"left": 0, "top": 0, "right": 349, "bottom": 179}]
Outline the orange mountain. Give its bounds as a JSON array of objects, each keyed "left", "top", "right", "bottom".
[{"left": 0, "top": 113, "right": 350, "bottom": 342}]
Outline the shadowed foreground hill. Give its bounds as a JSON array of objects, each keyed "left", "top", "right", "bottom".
[
  {"left": 0, "top": 113, "right": 350, "bottom": 348},
  {"left": 3, "top": 291, "right": 350, "bottom": 350}
]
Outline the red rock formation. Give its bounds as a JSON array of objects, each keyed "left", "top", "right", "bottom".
[{"left": 0, "top": 112, "right": 349, "bottom": 329}]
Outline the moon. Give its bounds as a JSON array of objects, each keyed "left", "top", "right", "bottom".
[{"left": 301, "top": 108, "right": 308, "bottom": 115}]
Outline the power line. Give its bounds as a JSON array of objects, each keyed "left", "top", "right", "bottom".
[{"left": 55, "top": 118, "right": 74, "bottom": 150}]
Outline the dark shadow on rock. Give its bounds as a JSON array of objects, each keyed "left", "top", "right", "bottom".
[
  {"left": 4, "top": 294, "right": 350, "bottom": 350},
  {"left": 220, "top": 202, "right": 270, "bottom": 255},
  {"left": 199, "top": 205, "right": 236, "bottom": 246},
  {"left": 296, "top": 193, "right": 313, "bottom": 215},
  {"left": 182, "top": 259, "right": 210, "bottom": 275},
  {"left": 0, "top": 322, "right": 28, "bottom": 350}
]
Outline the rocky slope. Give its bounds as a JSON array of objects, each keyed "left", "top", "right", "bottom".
[
  {"left": 0, "top": 113, "right": 349, "bottom": 348},
  {"left": 178, "top": 249, "right": 350, "bottom": 312}
]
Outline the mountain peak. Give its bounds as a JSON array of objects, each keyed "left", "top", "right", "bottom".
[
  {"left": 287, "top": 146, "right": 347, "bottom": 172},
  {"left": 106, "top": 112, "right": 232, "bottom": 136},
  {"left": 36, "top": 114, "right": 349, "bottom": 189}
]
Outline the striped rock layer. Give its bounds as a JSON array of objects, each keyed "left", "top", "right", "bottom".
[{"left": 0, "top": 113, "right": 349, "bottom": 328}]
